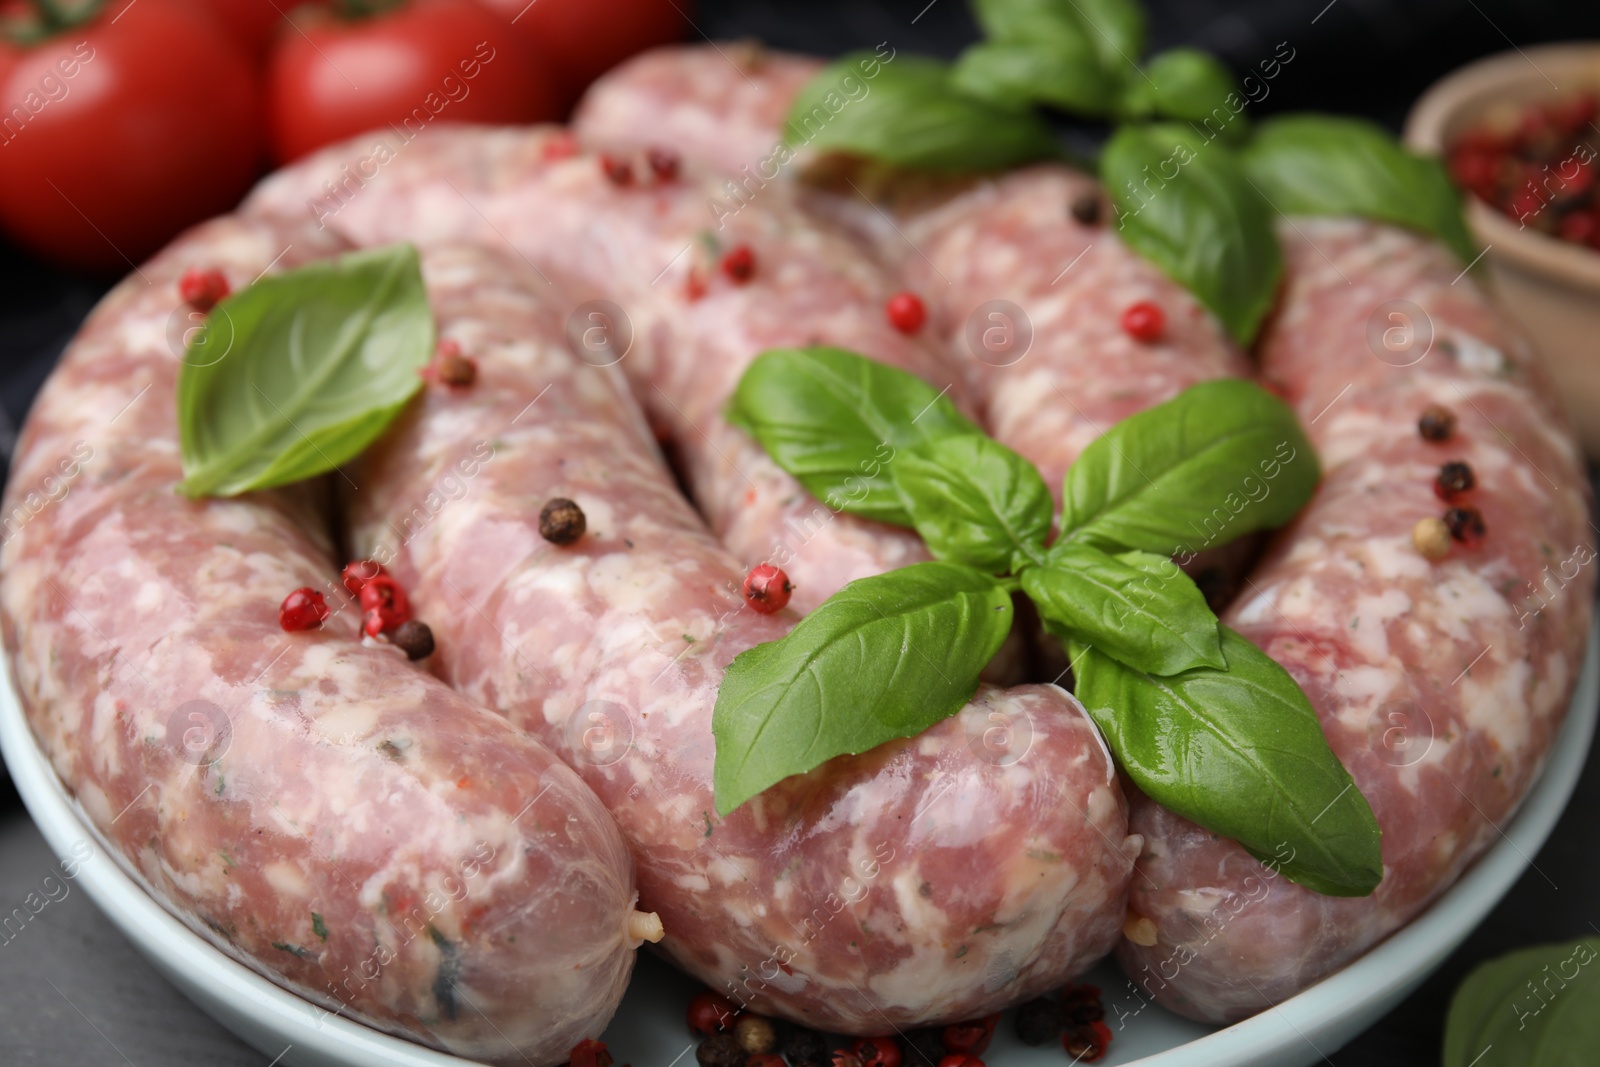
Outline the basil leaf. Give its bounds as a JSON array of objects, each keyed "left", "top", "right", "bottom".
[
  {"left": 1119, "top": 49, "right": 1247, "bottom": 136},
  {"left": 1444, "top": 938, "right": 1600, "bottom": 1067},
  {"left": 726, "top": 346, "right": 979, "bottom": 525},
  {"left": 713, "top": 562, "right": 1013, "bottom": 815},
  {"left": 177, "top": 244, "right": 433, "bottom": 498},
  {"left": 951, "top": 38, "right": 1119, "bottom": 114},
  {"left": 971, "top": 0, "right": 1145, "bottom": 75},
  {"left": 1239, "top": 113, "right": 1478, "bottom": 265},
  {"left": 784, "top": 53, "right": 1060, "bottom": 172},
  {"left": 1025, "top": 546, "right": 1224, "bottom": 674},
  {"left": 1059, "top": 379, "right": 1318, "bottom": 556},
  {"left": 893, "top": 434, "right": 1052, "bottom": 574},
  {"left": 1071, "top": 628, "right": 1382, "bottom": 896},
  {"left": 1101, "top": 123, "right": 1282, "bottom": 343}
]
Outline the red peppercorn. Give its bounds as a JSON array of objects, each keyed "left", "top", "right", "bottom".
[
  {"left": 747, "top": 1056, "right": 786, "bottom": 1067},
  {"left": 542, "top": 131, "right": 578, "bottom": 160},
  {"left": 432, "top": 340, "right": 477, "bottom": 388},
  {"left": 853, "top": 1036, "right": 901, "bottom": 1067},
  {"left": 743, "top": 564, "right": 793, "bottom": 613},
  {"left": 886, "top": 291, "right": 927, "bottom": 334},
  {"left": 936, "top": 1057, "right": 983, "bottom": 1067},
  {"left": 1061, "top": 1021, "right": 1112, "bottom": 1062},
  {"left": 647, "top": 146, "right": 681, "bottom": 182},
  {"left": 600, "top": 153, "right": 634, "bottom": 186},
  {"left": 279, "top": 587, "right": 330, "bottom": 632},
  {"left": 1443, "top": 506, "right": 1487, "bottom": 547},
  {"left": 341, "top": 560, "right": 388, "bottom": 597},
  {"left": 569, "top": 1039, "right": 614, "bottom": 1067},
  {"left": 720, "top": 244, "right": 755, "bottom": 284},
  {"left": 1434, "top": 461, "right": 1476, "bottom": 501},
  {"left": 1121, "top": 300, "right": 1165, "bottom": 343},
  {"left": 685, "top": 990, "right": 739, "bottom": 1035},
  {"left": 942, "top": 1015, "right": 998, "bottom": 1056},
  {"left": 359, "top": 575, "right": 412, "bottom": 636},
  {"left": 179, "top": 267, "right": 230, "bottom": 312}
]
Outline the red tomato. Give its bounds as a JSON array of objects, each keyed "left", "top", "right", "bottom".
[
  {"left": 479, "top": 0, "right": 688, "bottom": 107},
  {"left": 0, "top": 0, "right": 263, "bottom": 272},
  {"left": 202, "top": 0, "right": 323, "bottom": 57},
  {"left": 267, "top": 0, "right": 558, "bottom": 164}
]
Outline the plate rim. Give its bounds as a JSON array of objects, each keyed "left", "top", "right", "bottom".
[{"left": 1, "top": 626, "right": 1594, "bottom": 1067}]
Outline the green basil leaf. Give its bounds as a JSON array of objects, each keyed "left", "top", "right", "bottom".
[
  {"left": 1101, "top": 123, "right": 1282, "bottom": 343},
  {"left": 726, "top": 346, "right": 979, "bottom": 525},
  {"left": 971, "top": 0, "right": 1145, "bottom": 75},
  {"left": 1025, "top": 546, "right": 1224, "bottom": 674},
  {"left": 1118, "top": 49, "right": 1248, "bottom": 137},
  {"left": 1444, "top": 938, "right": 1600, "bottom": 1067},
  {"left": 1239, "top": 113, "right": 1478, "bottom": 265},
  {"left": 784, "top": 52, "right": 1060, "bottom": 172},
  {"left": 177, "top": 244, "right": 433, "bottom": 498},
  {"left": 1071, "top": 628, "right": 1382, "bottom": 896},
  {"left": 1058, "top": 379, "right": 1318, "bottom": 556},
  {"left": 951, "top": 39, "right": 1118, "bottom": 114},
  {"left": 892, "top": 434, "right": 1052, "bottom": 573},
  {"left": 713, "top": 562, "right": 1013, "bottom": 815}
]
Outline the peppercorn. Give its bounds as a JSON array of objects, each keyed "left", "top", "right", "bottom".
[
  {"left": 600, "top": 154, "right": 634, "bottom": 186},
  {"left": 1435, "top": 460, "right": 1476, "bottom": 501},
  {"left": 540, "top": 497, "right": 587, "bottom": 546},
  {"left": 1061, "top": 1021, "right": 1112, "bottom": 1062},
  {"left": 1418, "top": 404, "right": 1457, "bottom": 442},
  {"left": 390, "top": 620, "right": 435, "bottom": 661},
  {"left": 697, "top": 1033, "right": 745, "bottom": 1067},
  {"left": 686, "top": 990, "right": 739, "bottom": 1035},
  {"left": 1061, "top": 983, "right": 1105, "bottom": 1026},
  {"left": 743, "top": 563, "right": 793, "bottom": 613},
  {"left": 851, "top": 1036, "right": 900, "bottom": 1067},
  {"left": 434, "top": 340, "right": 477, "bottom": 388},
  {"left": 341, "top": 559, "right": 387, "bottom": 597},
  {"left": 1014, "top": 997, "right": 1066, "bottom": 1046},
  {"left": 748, "top": 1056, "right": 787, "bottom": 1067},
  {"left": 886, "top": 291, "right": 927, "bottom": 334},
  {"left": 179, "top": 267, "right": 230, "bottom": 311},
  {"left": 279, "top": 587, "right": 330, "bottom": 631},
  {"left": 1443, "top": 505, "right": 1487, "bottom": 547},
  {"left": 1123, "top": 914, "right": 1159, "bottom": 946},
  {"left": 783, "top": 1026, "right": 830, "bottom": 1066},
  {"left": 735, "top": 1015, "right": 777, "bottom": 1055},
  {"left": 569, "top": 1039, "right": 613, "bottom": 1067},
  {"left": 359, "top": 575, "right": 412, "bottom": 636},
  {"left": 1413, "top": 517, "right": 1453, "bottom": 560},
  {"left": 935, "top": 1057, "right": 982, "bottom": 1067},
  {"left": 647, "top": 147, "right": 681, "bottom": 182},
  {"left": 1069, "top": 193, "right": 1102, "bottom": 225},
  {"left": 941, "top": 1016, "right": 997, "bottom": 1056},
  {"left": 721, "top": 245, "right": 756, "bottom": 283},
  {"left": 899, "top": 1030, "right": 945, "bottom": 1067},
  {"left": 1120, "top": 300, "right": 1165, "bottom": 343}
]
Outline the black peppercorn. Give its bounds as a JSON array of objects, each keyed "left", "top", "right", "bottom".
[
  {"left": 899, "top": 1029, "right": 945, "bottom": 1067},
  {"left": 539, "top": 497, "right": 587, "bottom": 545},
  {"left": 1062, "top": 983, "right": 1106, "bottom": 1025},
  {"left": 697, "top": 1033, "right": 745, "bottom": 1067},
  {"left": 390, "top": 620, "right": 435, "bottom": 661},
  {"left": 1443, "top": 505, "right": 1487, "bottom": 546},
  {"left": 1069, "top": 192, "right": 1102, "bottom": 225},
  {"left": 1014, "top": 997, "right": 1066, "bottom": 1045},
  {"left": 1435, "top": 460, "right": 1476, "bottom": 500},
  {"left": 1418, "top": 404, "right": 1457, "bottom": 442},
  {"left": 782, "top": 1026, "right": 829, "bottom": 1067}
]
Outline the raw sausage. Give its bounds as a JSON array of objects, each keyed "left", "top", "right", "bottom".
[{"left": 0, "top": 215, "right": 648, "bottom": 1064}]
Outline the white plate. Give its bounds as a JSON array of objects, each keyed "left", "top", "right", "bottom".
[{"left": 2, "top": 628, "right": 1595, "bottom": 1067}]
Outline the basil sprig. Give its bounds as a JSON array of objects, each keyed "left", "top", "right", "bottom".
[
  {"left": 715, "top": 348, "right": 1383, "bottom": 897},
  {"left": 1239, "top": 114, "right": 1479, "bottom": 264},
  {"left": 177, "top": 244, "right": 434, "bottom": 498},
  {"left": 713, "top": 562, "right": 1013, "bottom": 813},
  {"left": 1102, "top": 124, "right": 1283, "bottom": 344},
  {"left": 969, "top": 0, "right": 1145, "bottom": 82},
  {"left": 1444, "top": 938, "right": 1600, "bottom": 1066},
  {"left": 784, "top": 52, "right": 1059, "bottom": 172},
  {"left": 725, "top": 346, "right": 978, "bottom": 525},
  {"left": 1118, "top": 48, "right": 1247, "bottom": 133}
]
